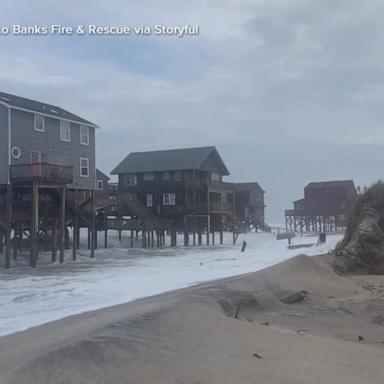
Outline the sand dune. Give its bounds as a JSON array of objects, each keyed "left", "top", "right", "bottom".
[{"left": 1, "top": 254, "right": 384, "bottom": 383}]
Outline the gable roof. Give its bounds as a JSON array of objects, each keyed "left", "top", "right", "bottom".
[
  {"left": 111, "top": 146, "right": 230, "bottom": 175},
  {"left": 96, "top": 169, "right": 110, "bottom": 180},
  {"left": 0, "top": 91, "right": 98, "bottom": 128},
  {"left": 234, "top": 182, "right": 265, "bottom": 193},
  {"left": 305, "top": 180, "right": 356, "bottom": 190}
]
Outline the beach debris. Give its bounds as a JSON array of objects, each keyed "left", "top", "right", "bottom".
[
  {"left": 358, "top": 335, "right": 364, "bottom": 342},
  {"left": 218, "top": 291, "right": 261, "bottom": 319},
  {"left": 253, "top": 353, "right": 263, "bottom": 359},
  {"left": 296, "top": 329, "right": 309, "bottom": 336},
  {"left": 260, "top": 321, "right": 269, "bottom": 326},
  {"left": 200, "top": 262, "right": 203, "bottom": 266},
  {"left": 279, "top": 290, "right": 308, "bottom": 304},
  {"left": 215, "top": 258, "right": 237, "bottom": 262}
]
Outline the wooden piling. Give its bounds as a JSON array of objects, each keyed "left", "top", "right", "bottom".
[
  {"left": 59, "top": 187, "right": 66, "bottom": 264},
  {"left": 90, "top": 190, "right": 95, "bottom": 258},
  {"left": 52, "top": 219, "right": 58, "bottom": 263},
  {"left": 30, "top": 181, "right": 39, "bottom": 268},
  {"left": 5, "top": 183, "right": 12, "bottom": 268}
]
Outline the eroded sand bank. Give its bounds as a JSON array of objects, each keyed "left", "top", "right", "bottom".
[{"left": 1, "top": 253, "right": 384, "bottom": 384}]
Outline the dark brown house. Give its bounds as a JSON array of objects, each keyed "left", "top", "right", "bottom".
[
  {"left": 286, "top": 179, "right": 357, "bottom": 232},
  {"left": 234, "top": 182, "right": 265, "bottom": 229},
  {"left": 111, "top": 146, "right": 235, "bottom": 232}
]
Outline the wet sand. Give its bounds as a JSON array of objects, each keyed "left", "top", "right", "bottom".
[{"left": 1, "top": 253, "right": 384, "bottom": 383}]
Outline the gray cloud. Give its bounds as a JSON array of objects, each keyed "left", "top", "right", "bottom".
[{"left": 1, "top": 0, "right": 383, "bottom": 221}]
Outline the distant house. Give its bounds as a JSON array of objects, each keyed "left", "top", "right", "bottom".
[
  {"left": 0, "top": 91, "right": 98, "bottom": 190},
  {"left": 303, "top": 180, "right": 357, "bottom": 224},
  {"left": 234, "top": 182, "right": 265, "bottom": 228},
  {"left": 96, "top": 169, "right": 110, "bottom": 193},
  {"left": 286, "top": 179, "right": 358, "bottom": 231},
  {"left": 111, "top": 146, "right": 235, "bottom": 230}
]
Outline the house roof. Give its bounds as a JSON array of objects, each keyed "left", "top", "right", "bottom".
[
  {"left": 96, "top": 169, "right": 110, "bottom": 180},
  {"left": 234, "top": 182, "right": 265, "bottom": 193},
  {"left": 111, "top": 146, "right": 230, "bottom": 175},
  {"left": 305, "top": 180, "right": 356, "bottom": 190},
  {"left": 0, "top": 91, "right": 98, "bottom": 128}
]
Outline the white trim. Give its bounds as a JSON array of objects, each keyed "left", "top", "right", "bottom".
[
  {"left": 80, "top": 157, "right": 90, "bottom": 177},
  {"left": 96, "top": 179, "right": 104, "bottom": 190},
  {"left": 163, "top": 192, "right": 176, "bottom": 206},
  {"left": 11, "top": 146, "right": 21, "bottom": 159},
  {"left": 80, "top": 125, "right": 89, "bottom": 145},
  {"left": 34, "top": 114, "right": 45, "bottom": 132},
  {"left": 30, "top": 151, "right": 41, "bottom": 163},
  {"left": 60, "top": 120, "right": 71, "bottom": 142},
  {"left": 146, "top": 193, "right": 153, "bottom": 207}
]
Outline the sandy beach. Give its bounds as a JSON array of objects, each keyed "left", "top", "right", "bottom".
[{"left": 1, "top": 252, "right": 384, "bottom": 384}]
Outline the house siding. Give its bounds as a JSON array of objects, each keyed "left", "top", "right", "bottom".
[
  {"left": 0, "top": 104, "right": 9, "bottom": 185},
  {"left": 10, "top": 109, "right": 95, "bottom": 190}
]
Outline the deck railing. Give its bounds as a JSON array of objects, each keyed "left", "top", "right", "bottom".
[{"left": 10, "top": 163, "right": 73, "bottom": 185}]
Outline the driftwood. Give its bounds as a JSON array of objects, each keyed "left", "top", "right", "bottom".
[{"left": 335, "top": 181, "right": 384, "bottom": 274}]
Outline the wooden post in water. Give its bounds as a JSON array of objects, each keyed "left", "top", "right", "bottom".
[
  {"left": 59, "top": 187, "right": 66, "bottom": 264},
  {"left": 30, "top": 181, "right": 39, "bottom": 268},
  {"left": 90, "top": 190, "right": 95, "bottom": 258},
  {"left": 130, "top": 230, "right": 134, "bottom": 248},
  {"left": 52, "top": 218, "right": 58, "bottom": 263},
  {"left": 72, "top": 202, "right": 78, "bottom": 261},
  {"left": 87, "top": 228, "right": 91, "bottom": 249},
  {"left": 104, "top": 229, "right": 108, "bottom": 248},
  {"left": 0, "top": 228, "right": 4, "bottom": 254},
  {"left": 5, "top": 183, "right": 12, "bottom": 268}
]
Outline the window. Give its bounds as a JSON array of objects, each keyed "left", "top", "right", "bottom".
[
  {"left": 123, "top": 174, "right": 137, "bottom": 187},
  {"left": 211, "top": 173, "right": 221, "bottom": 182},
  {"left": 163, "top": 171, "right": 170, "bottom": 180},
  {"left": 11, "top": 146, "right": 21, "bottom": 159},
  {"left": 163, "top": 193, "right": 176, "bottom": 206},
  {"left": 143, "top": 172, "right": 154, "bottom": 181},
  {"left": 80, "top": 125, "right": 89, "bottom": 145},
  {"left": 30, "top": 151, "right": 41, "bottom": 163},
  {"left": 34, "top": 114, "right": 45, "bottom": 132},
  {"left": 80, "top": 157, "right": 89, "bottom": 177},
  {"left": 96, "top": 180, "right": 104, "bottom": 190},
  {"left": 174, "top": 171, "right": 182, "bottom": 181},
  {"left": 147, "top": 193, "right": 153, "bottom": 207},
  {"left": 60, "top": 121, "right": 71, "bottom": 142},
  {"left": 127, "top": 193, "right": 137, "bottom": 201}
]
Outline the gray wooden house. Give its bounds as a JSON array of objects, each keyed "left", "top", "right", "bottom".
[
  {"left": 0, "top": 91, "right": 98, "bottom": 268},
  {"left": 0, "top": 91, "right": 97, "bottom": 189},
  {"left": 234, "top": 182, "right": 266, "bottom": 230}
]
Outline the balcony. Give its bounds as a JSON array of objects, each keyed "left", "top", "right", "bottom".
[
  {"left": 207, "top": 180, "right": 235, "bottom": 193},
  {"left": 10, "top": 163, "right": 73, "bottom": 186}
]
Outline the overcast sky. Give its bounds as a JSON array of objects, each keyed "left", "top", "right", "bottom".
[{"left": 1, "top": 0, "right": 383, "bottom": 222}]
